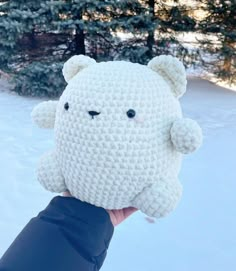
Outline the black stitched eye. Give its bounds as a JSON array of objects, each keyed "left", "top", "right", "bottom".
[
  {"left": 127, "top": 109, "right": 136, "bottom": 118},
  {"left": 64, "top": 102, "right": 69, "bottom": 111}
]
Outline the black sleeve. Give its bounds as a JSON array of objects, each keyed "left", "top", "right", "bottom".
[{"left": 0, "top": 196, "right": 114, "bottom": 271}]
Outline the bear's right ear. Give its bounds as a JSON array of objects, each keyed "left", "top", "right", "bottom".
[
  {"left": 62, "top": 55, "right": 96, "bottom": 83},
  {"left": 148, "top": 55, "right": 187, "bottom": 99}
]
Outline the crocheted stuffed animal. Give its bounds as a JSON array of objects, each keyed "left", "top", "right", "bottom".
[{"left": 31, "top": 55, "right": 202, "bottom": 218}]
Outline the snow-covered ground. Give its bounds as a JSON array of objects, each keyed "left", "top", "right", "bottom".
[{"left": 0, "top": 78, "right": 236, "bottom": 271}]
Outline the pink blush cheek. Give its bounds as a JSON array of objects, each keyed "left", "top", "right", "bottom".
[{"left": 134, "top": 117, "right": 145, "bottom": 124}]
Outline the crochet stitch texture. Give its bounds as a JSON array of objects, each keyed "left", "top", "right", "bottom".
[{"left": 31, "top": 55, "right": 202, "bottom": 218}]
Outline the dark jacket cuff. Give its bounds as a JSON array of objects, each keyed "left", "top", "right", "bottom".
[{"left": 0, "top": 196, "right": 114, "bottom": 271}]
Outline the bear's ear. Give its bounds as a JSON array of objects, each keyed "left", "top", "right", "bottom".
[
  {"left": 148, "top": 55, "right": 187, "bottom": 99},
  {"left": 62, "top": 55, "right": 96, "bottom": 83}
]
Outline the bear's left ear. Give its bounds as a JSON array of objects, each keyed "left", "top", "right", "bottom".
[
  {"left": 148, "top": 55, "right": 187, "bottom": 99},
  {"left": 62, "top": 55, "right": 96, "bottom": 83}
]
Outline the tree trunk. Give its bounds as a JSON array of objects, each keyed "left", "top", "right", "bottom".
[
  {"left": 74, "top": 10, "right": 86, "bottom": 55},
  {"left": 147, "top": 0, "right": 155, "bottom": 59},
  {"left": 28, "top": 28, "right": 37, "bottom": 49},
  {"left": 223, "top": 57, "right": 231, "bottom": 73},
  {"left": 222, "top": 38, "right": 234, "bottom": 75},
  {"left": 75, "top": 28, "right": 86, "bottom": 55}
]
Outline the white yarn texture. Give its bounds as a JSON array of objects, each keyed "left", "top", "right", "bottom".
[
  {"left": 31, "top": 101, "right": 57, "bottom": 129},
  {"left": 148, "top": 55, "right": 187, "bottom": 98},
  {"left": 32, "top": 55, "right": 202, "bottom": 218}
]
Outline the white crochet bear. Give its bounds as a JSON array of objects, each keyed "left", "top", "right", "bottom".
[{"left": 31, "top": 55, "right": 202, "bottom": 218}]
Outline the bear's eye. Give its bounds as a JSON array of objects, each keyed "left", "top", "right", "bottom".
[
  {"left": 127, "top": 109, "right": 136, "bottom": 118},
  {"left": 64, "top": 102, "right": 69, "bottom": 111}
]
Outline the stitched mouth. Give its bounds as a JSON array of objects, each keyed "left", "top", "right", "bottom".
[{"left": 88, "top": 111, "right": 101, "bottom": 119}]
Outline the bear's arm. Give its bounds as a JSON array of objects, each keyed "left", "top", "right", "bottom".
[{"left": 170, "top": 118, "right": 202, "bottom": 154}]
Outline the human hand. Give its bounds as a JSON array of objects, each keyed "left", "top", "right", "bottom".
[
  {"left": 106, "top": 207, "right": 137, "bottom": 226},
  {"left": 63, "top": 191, "right": 137, "bottom": 227}
]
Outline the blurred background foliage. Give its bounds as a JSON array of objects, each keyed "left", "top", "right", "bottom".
[{"left": 0, "top": 0, "right": 235, "bottom": 97}]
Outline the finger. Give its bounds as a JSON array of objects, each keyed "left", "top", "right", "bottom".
[
  {"left": 63, "top": 190, "right": 72, "bottom": 197},
  {"left": 106, "top": 210, "right": 117, "bottom": 226},
  {"left": 123, "top": 207, "right": 138, "bottom": 218}
]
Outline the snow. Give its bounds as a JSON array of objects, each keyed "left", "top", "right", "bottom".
[{"left": 0, "top": 78, "right": 236, "bottom": 270}]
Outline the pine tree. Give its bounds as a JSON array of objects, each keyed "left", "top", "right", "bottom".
[
  {"left": 0, "top": 0, "right": 154, "bottom": 67},
  {"left": 0, "top": 0, "right": 53, "bottom": 69},
  {"left": 138, "top": 0, "right": 197, "bottom": 63},
  {"left": 199, "top": 0, "right": 236, "bottom": 84},
  {"left": 0, "top": 0, "right": 152, "bottom": 96},
  {"left": 0, "top": 0, "right": 202, "bottom": 96},
  {"left": 48, "top": 0, "right": 152, "bottom": 60}
]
